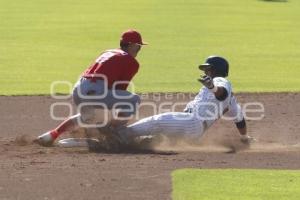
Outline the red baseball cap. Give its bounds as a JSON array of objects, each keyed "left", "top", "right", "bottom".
[{"left": 121, "top": 29, "right": 148, "bottom": 45}]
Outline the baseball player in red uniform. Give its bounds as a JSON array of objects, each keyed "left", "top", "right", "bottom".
[{"left": 35, "top": 29, "right": 147, "bottom": 146}]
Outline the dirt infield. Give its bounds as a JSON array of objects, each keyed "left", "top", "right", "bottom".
[{"left": 0, "top": 93, "right": 300, "bottom": 200}]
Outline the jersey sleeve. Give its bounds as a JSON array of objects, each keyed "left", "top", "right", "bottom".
[
  {"left": 224, "top": 96, "right": 244, "bottom": 123},
  {"left": 213, "top": 77, "right": 232, "bottom": 95}
]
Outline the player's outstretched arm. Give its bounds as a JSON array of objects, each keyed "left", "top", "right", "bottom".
[
  {"left": 225, "top": 97, "right": 256, "bottom": 144},
  {"left": 236, "top": 118, "right": 255, "bottom": 144}
]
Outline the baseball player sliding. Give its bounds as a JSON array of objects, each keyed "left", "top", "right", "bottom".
[{"left": 116, "top": 56, "right": 254, "bottom": 145}]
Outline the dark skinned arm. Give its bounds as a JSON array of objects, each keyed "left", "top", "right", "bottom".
[{"left": 199, "top": 76, "right": 255, "bottom": 143}]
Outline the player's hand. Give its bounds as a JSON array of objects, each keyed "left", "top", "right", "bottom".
[
  {"left": 240, "top": 135, "right": 256, "bottom": 144},
  {"left": 198, "top": 75, "right": 214, "bottom": 89}
]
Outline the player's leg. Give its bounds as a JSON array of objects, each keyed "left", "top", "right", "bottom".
[
  {"left": 36, "top": 78, "right": 140, "bottom": 146},
  {"left": 75, "top": 78, "right": 140, "bottom": 127},
  {"left": 120, "top": 112, "right": 204, "bottom": 139},
  {"left": 35, "top": 79, "right": 89, "bottom": 146},
  {"left": 36, "top": 114, "right": 81, "bottom": 146},
  {"left": 106, "top": 89, "right": 141, "bottom": 128}
]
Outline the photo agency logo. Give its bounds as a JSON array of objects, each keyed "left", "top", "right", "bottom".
[{"left": 50, "top": 78, "right": 265, "bottom": 128}]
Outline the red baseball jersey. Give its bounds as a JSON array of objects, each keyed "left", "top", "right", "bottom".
[{"left": 82, "top": 49, "right": 139, "bottom": 90}]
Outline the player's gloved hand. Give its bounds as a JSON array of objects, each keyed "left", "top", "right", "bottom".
[
  {"left": 198, "top": 75, "right": 214, "bottom": 89},
  {"left": 240, "top": 135, "right": 256, "bottom": 144}
]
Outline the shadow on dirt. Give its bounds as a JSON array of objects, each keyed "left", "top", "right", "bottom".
[
  {"left": 13, "top": 134, "right": 178, "bottom": 155},
  {"left": 13, "top": 133, "right": 259, "bottom": 155},
  {"left": 88, "top": 147, "right": 177, "bottom": 155}
]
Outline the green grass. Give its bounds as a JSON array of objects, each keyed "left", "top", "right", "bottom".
[
  {"left": 172, "top": 169, "right": 300, "bottom": 200},
  {"left": 1, "top": 0, "right": 300, "bottom": 94}
]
